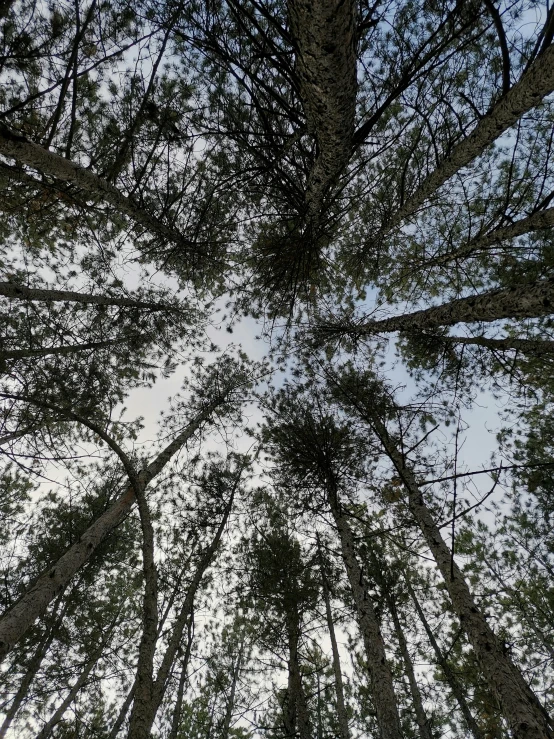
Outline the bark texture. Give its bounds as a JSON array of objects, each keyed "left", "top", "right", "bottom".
[
  {"left": 0, "top": 124, "right": 194, "bottom": 251},
  {"left": 287, "top": 0, "right": 357, "bottom": 220},
  {"left": 327, "top": 487, "right": 403, "bottom": 739},
  {"left": 343, "top": 278, "right": 554, "bottom": 336},
  {"left": 167, "top": 618, "right": 194, "bottom": 739},
  {"left": 405, "top": 578, "right": 485, "bottom": 739},
  {"left": 0, "top": 281, "right": 177, "bottom": 311},
  {"left": 371, "top": 43, "right": 554, "bottom": 241},
  {"left": 0, "top": 400, "right": 221, "bottom": 661},
  {"left": 364, "top": 406, "right": 552, "bottom": 739}
]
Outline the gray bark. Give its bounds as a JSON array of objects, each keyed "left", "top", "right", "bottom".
[
  {"left": 126, "top": 484, "right": 237, "bottom": 738},
  {"left": 319, "top": 555, "right": 349, "bottom": 739},
  {"left": 287, "top": 0, "right": 357, "bottom": 220},
  {"left": 0, "top": 399, "right": 222, "bottom": 661},
  {"left": 327, "top": 487, "right": 403, "bottom": 739},
  {"left": 107, "top": 684, "right": 135, "bottom": 739},
  {"left": 338, "top": 278, "right": 554, "bottom": 337},
  {"left": 405, "top": 578, "right": 485, "bottom": 739},
  {"left": 0, "top": 281, "right": 177, "bottom": 311},
  {"left": 374, "top": 43, "right": 554, "bottom": 239},
  {"left": 414, "top": 206, "right": 554, "bottom": 270},
  {"left": 364, "top": 405, "right": 552, "bottom": 739},
  {"left": 167, "top": 616, "right": 194, "bottom": 739},
  {"left": 0, "top": 124, "right": 194, "bottom": 252}
]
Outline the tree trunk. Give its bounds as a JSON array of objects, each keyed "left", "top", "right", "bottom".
[
  {"left": 0, "top": 124, "right": 194, "bottom": 253},
  {"left": 372, "top": 43, "right": 554, "bottom": 240},
  {"left": 343, "top": 278, "right": 554, "bottom": 337},
  {"left": 167, "top": 615, "right": 194, "bottom": 739},
  {"left": 0, "top": 399, "right": 223, "bottom": 661},
  {"left": 0, "top": 281, "right": 177, "bottom": 311},
  {"left": 412, "top": 206, "right": 554, "bottom": 271},
  {"left": 34, "top": 617, "right": 117, "bottom": 739},
  {"left": 405, "top": 578, "right": 484, "bottom": 739},
  {"left": 362, "top": 401, "right": 552, "bottom": 739},
  {"left": 1, "top": 339, "right": 129, "bottom": 362},
  {"left": 126, "top": 483, "right": 238, "bottom": 738},
  {"left": 284, "top": 613, "right": 312, "bottom": 739},
  {"left": 327, "top": 487, "right": 403, "bottom": 739},
  {"left": 107, "top": 683, "right": 136, "bottom": 739},
  {"left": 0, "top": 592, "right": 66, "bottom": 738},
  {"left": 287, "top": 0, "right": 357, "bottom": 220},
  {"left": 220, "top": 641, "right": 243, "bottom": 739},
  {"left": 319, "top": 551, "right": 350, "bottom": 739},
  {"left": 418, "top": 333, "right": 554, "bottom": 355}
]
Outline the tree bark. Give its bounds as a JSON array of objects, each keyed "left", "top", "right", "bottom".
[
  {"left": 126, "top": 482, "right": 238, "bottom": 738},
  {"left": 0, "top": 592, "right": 66, "bottom": 738},
  {"left": 421, "top": 333, "right": 554, "bottom": 355},
  {"left": 327, "top": 487, "right": 403, "bottom": 739},
  {"left": 167, "top": 615, "right": 194, "bottom": 739},
  {"left": 335, "top": 278, "right": 554, "bottom": 337},
  {"left": 358, "top": 397, "right": 552, "bottom": 739},
  {"left": 319, "top": 552, "right": 350, "bottom": 739},
  {"left": 287, "top": 0, "right": 357, "bottom": 220},
  {"left": 283, "top": 613, "right": 312, "bottom": 739},
  {"left": 0, "top": 124, "right": 195, "bottom": 252},
  {"left": 0, "top": 399, "right": 223, "bottom": 661},
  {"left": 0, "top": 281, "right": 178, "bottom": 311},
  {"left": 107, "top": 683, "right": 136, "bottom": 739},
  {"left": 371, "top": 43, "right": 554, "bottom": 241},
  {"left": 220, "top": 641, "right": 243, "bottom": 739},
  {"left": 405, "top": 578, "right": 485, "bottom": 739}
]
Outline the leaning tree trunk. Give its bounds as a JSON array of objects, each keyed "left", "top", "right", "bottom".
[
  {"left": 287, "top": 0, "right": 357, "bottom": 222},
  {"left": 167, "top": 616, "right": 194, "bottom": 739},
  {"left": 320, "top": 561, "right": 350, "bottom": 739},
  {"left": 127, "top": 483, "right": 238, "bottom": 738},
  {"left": 0, "top": 281, "right": 177, "bottom": 311},
  {"left": 367, "top": 43, "right": 554, "bottom": 244},
  {"left": 0, "top": 398, "right": 223, "bottom": 660},
  {"left": 361, "top": 400, "right": 553, "bottom": 739},
  {"left": 405, "top": 577, "right": 485, "bottom": 739},
  {"left": 333, "top": 277, "right": 554, "bottom": 338},
  {"left": 0, "top": 124, "right": 194, "bottom": 253},
  {"left": 326, "top": 484, "right": 403, "bottom": 739}
]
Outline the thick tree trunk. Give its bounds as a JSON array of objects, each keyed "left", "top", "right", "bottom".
[
  {"left": 339, "top": 278, "right": 554, "bottom": 337},
  {"left": 126, "top": 485, "right": 237, "bottom": 738},
  {"left": 0, "top": 281, "right": 177, "bottom": 311},
  {"left": 363, "top": 404, "right": 552, "bottom": 739},
  {"left": 327, "top": 488, "right": 403, "bottom": 739},
  {"left": 374, "top": 43, "right": 554, "bottom": 239},
  {"left": 405, "top": 578, "right": 485, "bottom": 739},
  {"left": 0, "top": 399, "right": 222, "bottom": 661},
  {"left": 319, "top": 556, "right": 350, "bottom": 739},
  {"left": 0, "top": 124, "right": 194, "bottom": 252},
  {"left": 287, "top": 0, "right": 357, "bottom": 220}
]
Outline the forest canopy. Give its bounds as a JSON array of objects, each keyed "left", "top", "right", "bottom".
[{"left": 1, "top": 1, "right": 554, "bottom": 738}]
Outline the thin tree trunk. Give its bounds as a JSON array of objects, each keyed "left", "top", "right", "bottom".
[
  {"left": 0, "top": 339, "right": 129, "bottom": 362},
  {"left": 327, "top": 488, "right": 403, "bottom": 739},
  {"left": 419, "top": 333, "right": 554, "bottom": 355},
  {"left": 34, "top": 617, "right": 117, "bottom": 739},
  {"left": 388, "top": 592, "right": 434, "bottom": 739},
  {"left": 371, "top": 43, "right": 554, "bottom": 240},
  {"left": 405, "top": 578, "right": 484, "bottom": 739},
  {"left": 167, "top": 615, "right": 194, "bottom": 739},
  {"left": 0, "top": 281, "right": 178, "bottom": 311},
  {"left": 0, "top": 124, "right": 195, "bottom": 253},
  {"left": 220, "top": 640, "right": 244, "bottom": 739},
  {"left": 107, "top": 683, "right": 136, "bottom": 739},
  {"left": 0, "top": 398, "right": 223, "bottom": 661},
  {"left": 284, "top": 613, "right": 311, "bottom": 739},
  {"left": 411, "top": 206, "right": 554, "bottom": 271},
  {"left": 358, "top": 396, "right": 552, "bottom": 739},
  {"left": 287, "top": 0, "right": 357, "bottom": 220},
  {"left": 334, "top": 278, "right": 554, "bottom": 337},
  {"left": 0, "top": 592, "right": 66, "bottom": 738},
  {"left": 126, "top": 480, "right": 238, "bottom": 738},
  {"left": 318, "top": 547, "right": 349, "bottom": 739}
]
